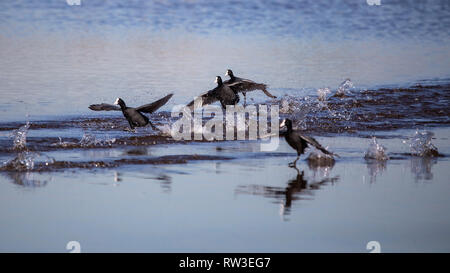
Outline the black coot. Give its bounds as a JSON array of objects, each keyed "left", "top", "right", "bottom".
[
  {"left": 224, "top": 69, "right": 276, "bottom": 105},
  {"left": 89, "top": 93, "right": 173, "bottom": 130},
  {"left": 187, "top": 76, "right": 239, "bottom": 110},
  {"left": 280, "top": 118, "right": 337, "bottom": 167}
]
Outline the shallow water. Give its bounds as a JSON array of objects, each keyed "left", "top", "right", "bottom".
[
  {"left": 1, "top": 0, "right": 450, "bottom": 252},
  {"left": 0, "top": 127, "right": 449, "bottom": 252}
]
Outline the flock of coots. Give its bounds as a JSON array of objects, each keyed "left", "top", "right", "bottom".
[{"left": 89, "top": 69, "right": 337, "bottom": 167}]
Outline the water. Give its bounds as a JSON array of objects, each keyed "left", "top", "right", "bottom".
[{"left": 1, "top": 0, "right": 450, "bottom": 252}]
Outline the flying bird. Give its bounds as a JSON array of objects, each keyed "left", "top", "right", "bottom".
[
  {"left": 187, "top": 76, "right": 239, "bottom": 110},
  {"left": 89, "top": 93, "right": 173, "bottom": 130},
  {"left": 224, "top": 69, "right": 276, "bottom": 105}
]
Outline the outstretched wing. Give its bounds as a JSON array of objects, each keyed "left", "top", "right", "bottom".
[
  {"left": 227, "top": 79, "right": 276, "bottom": 98},
  {"left": 227, "top": 79, "right": 259, "bottom": 92},
  {"left": 88, "top": 103, "right": 121, "bottom": 111},
  {"left": 299, "top": 134, "right": 338, "bottom": 157},
  {"left": 135, "top": 93, "right": 173, "bottom": 113},
  {"left": 186, "top": 89, "right": 219, "bottom": 110}
]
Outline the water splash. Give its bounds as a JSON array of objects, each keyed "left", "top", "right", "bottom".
[
  {"left": 2, "top": 151, "right": 35, "bottom": 171},
  {"left": 1, "top": 151, "right": 55, "bottom": 171},
  {"left": 158, "top": 124, "right": 173, "bottom": 137},
  {"left": 51, "top": 137, "right": 78, "bottom": 148},
  {"left": 335, "top": 78, "right": 354, "bottom": 97},
  {"left": 317, "top": 87, "right": 331, "bottom": 101},
  {"left": 307, "top": 150, "right": 336, "bottom": 167},
  {"left": 278, "top": 81, "right": 354, "bottom": 131},
  {"left": 364, "top": 137, "right": 388, "bottom": 184},
  {"left": 403, "top": 130, "right": 439, "bottom": 157},
  {"left": 11, "top": 122, "right": 30, "bottom": 150},
  {"left": 279, "top": 94, "right": 303, "bottom": 114},
  {"left": 53, "top": 133, "right": 116, "bottom": 148},
  {"left": 307, "top": 150, "right": 336, "bottom": 180},
  {"left": 79, "top": 133, "right": 115, "bottom": 147},
  {"left": 364, "top": 137, "right": 389, "bottom": 161}
]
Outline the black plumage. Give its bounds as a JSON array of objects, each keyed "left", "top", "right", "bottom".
[
  {"left": 89, "top": 93, "right": 173, "bottom": 130},
  {"left": 280, "top": 118, "right": 337, "bottom": 167},
  {"left": 187, "top": 76, "right": 239, "bottom": 110},
  {"left": 224, "top": 69, "right": 276, "bottom": 105}
]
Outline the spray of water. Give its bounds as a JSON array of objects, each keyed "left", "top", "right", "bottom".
[
  {"left": 1, "top": 122, "right": 56, "bottom": 171},
  {"left": 403, "top": 130, "right": 439, "bottom": 157},
  {"left": 11, "top": 122, "right": 30, "bottom": 150},
  {"left": 307, "top": 150, "right": 336, "bottom": 166},
  {"left": 335, "top": 78, "right": 354, "bottom": 97},
  {"left": 364, "top": 137, "right": 389, "bottom": 161},
  {"left": 53, "top": 133, "right": 116, "bottom": 148},
  {"left": 317, "top": 87, "right": 331, "bottom": 101}
]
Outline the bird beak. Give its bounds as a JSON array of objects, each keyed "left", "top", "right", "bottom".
[
  {"left": 114, "top": 98, "right": 120, "bottom": 105},
  {"left": 279, "top": 119, "right": 286, "bottom": 128}
]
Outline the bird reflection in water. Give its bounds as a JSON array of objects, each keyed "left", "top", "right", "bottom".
[
  {"left": 113, "top": 171, "right": 172, "bottom": 193},
  {"left": 154, "top": 174, "right": 172, "bottom": 193},
  {"left": 235, "top": 163, "right": 339, "bottom": 220}
]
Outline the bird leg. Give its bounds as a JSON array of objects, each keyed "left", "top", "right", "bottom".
[
  {"left": 288, "top": 155, "right": 300, "bottom": 168},
  {"left": 124, "top": 121, "right": 136, "bottom": 132},
  {"left": 148, "top": 121, "right": 160, "bottom": 131},
  {"left": 292, "top": 165, "right": 302, "bottom": 176},
  {"left": 243, "top": 92, "right": 247, "bottom": 106}
]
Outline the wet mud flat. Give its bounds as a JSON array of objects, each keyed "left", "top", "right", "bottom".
[{"left": 1, "top": 83, "right": 449, "bottom": 163}]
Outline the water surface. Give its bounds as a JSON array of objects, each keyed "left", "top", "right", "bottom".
[{"left": 0, "top": 0, "right": 450, "bottom": 252}]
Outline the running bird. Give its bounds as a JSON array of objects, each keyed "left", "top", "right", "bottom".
[
  {"left": 89, "top": 93, "right": 173, "bottom": 130},
  {"left": 224, "top": 69, "right": 276, "bottom": 105},
  {"left": 280, "top": 118, "right": 338, "bottom": 167},
  {"left": 187, "top": 76, "right": 239, "bottom": 110}
]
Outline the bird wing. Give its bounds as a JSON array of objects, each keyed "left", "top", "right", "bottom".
[
  {"left": 88, "top": 103, "right": 121, "bottom": 111},
  {"left": 227, "top": 79, "right": 258, "bottom": 92},
  {"left": 135, "top": 93, "right": 173, "bottom": 113},
  {"left": 299, "top": 134, "right": 338, "bottom": 157},
  {"left": 186, "top": 89, "right": 219, "bottom": 109},
  {"left": 227, "top": 79, "right": 276, "bottom": 98}
]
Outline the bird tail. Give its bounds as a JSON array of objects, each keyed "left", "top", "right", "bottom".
[
  {"left": 302, "top": 135, "right": 339, "bottom": 158},
  {"left": 314, "top": 144, "right": 339, "bottom": 158},
  {"left": 259, "top": 84, "right": 276, "bottom": 98}
]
